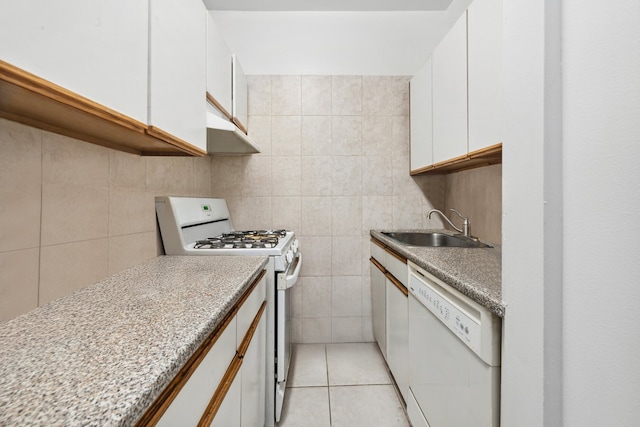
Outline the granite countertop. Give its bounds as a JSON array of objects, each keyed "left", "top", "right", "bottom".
[
  {"left": 0, "top": 255, "right": 268, "bottom": 426},
  {"left": 371, "top": 229, "right": 504, "bottom": 317}
]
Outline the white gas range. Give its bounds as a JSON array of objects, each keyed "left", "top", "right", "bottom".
[{"left": 155, "top": 196, "right": 301, "bottom": 426}]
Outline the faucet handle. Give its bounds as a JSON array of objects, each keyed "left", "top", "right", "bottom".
[{"left": 449, "top": 209, "right": 471, "bottom": 237}]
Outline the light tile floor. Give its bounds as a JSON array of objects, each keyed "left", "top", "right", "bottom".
[{"left": 277, "top": 343, "right": 410, "bottom": 427}]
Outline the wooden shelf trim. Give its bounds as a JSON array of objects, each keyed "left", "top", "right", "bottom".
[
  {"left": 0, "top": 59, "right": 205, "bottom": 156},
  {"left": 134, "top": 269, "right": 266, "bottom": 426},
  {"left": 410, "top": 143, "right": 502, "bottom": 175},
  {"left": 385, "top": 271, "right": 409, "bottom": 297},
  {"left": 370, "top": 257, "right": 386, "bottom": 274},
  {"left": 206, "top": 91, "right": 233, "bottom": 121}
]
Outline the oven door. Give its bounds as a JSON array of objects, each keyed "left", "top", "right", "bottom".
[{"left": 275, "top": 252, "right": 301, "bottom": 422}]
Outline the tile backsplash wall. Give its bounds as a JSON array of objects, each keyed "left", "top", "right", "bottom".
[
  {"left": 211, "top": 75, "right": 446, "bottom": 344},
  {"left": 0, "top": 118, "right": 212, "bottom": 323}
]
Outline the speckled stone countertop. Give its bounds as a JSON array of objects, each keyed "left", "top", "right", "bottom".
[
  {"left": 0, "top": 255, "right": 268, "bottom": 426},
  {"left": 371, "top": 229, "right": 504, "bottom": 317}
]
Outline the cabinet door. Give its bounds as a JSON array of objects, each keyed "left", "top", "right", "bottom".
[
  {"left": 149, "top": 0, "right": 206, "bottom": 151},
  {"left": 468, "top": 0, "right": 503, "bottom": 152},
  {"left": 206, "top": 13, "right": 233, "bottom": 118},
  {"left": 241, "top": 312, "right": 266, "bottom": 427},
  {"left": 386, "top": 279, "right": 409, "bottom": 401},
  {"left": 432, "top": 11, "right": 468, "bottom": 164},
  {"left": 410, "top": 57, "right": 434, "bottom": 172},
  {"left": 232, "top": 55, "right": 249, "bottom": 134},
  {"left": 211, "top": 370, "right": 242, "bottom": 427},
  {"left": 0, "top": 0, "right": 148, "bottom": 123},
  {"left": 157, "top": 317, "right": 237, "bottom": 426},
  {"left": 370, "top": 258, "right": 387, "bottom": 359}
]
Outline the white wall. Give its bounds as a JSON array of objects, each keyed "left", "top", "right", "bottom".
[
  {"left": 562, "top": 0, "right": 640, "bottom": 425},
  {"left": 502, "top": 0, "right": 640, "bottom": 425}
]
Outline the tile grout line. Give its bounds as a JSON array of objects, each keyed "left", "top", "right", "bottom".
[{"left": 325, "top": 343, "right": 332, "bottom": 426}]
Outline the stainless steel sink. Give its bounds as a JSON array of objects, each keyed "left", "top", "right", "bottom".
[{"left": 382, "top": 232, "right": 492, "bottom": 248}]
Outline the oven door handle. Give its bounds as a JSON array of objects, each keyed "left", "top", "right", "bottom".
[{"left": 278, "top": 253, "right": 302, "bottom": 290}]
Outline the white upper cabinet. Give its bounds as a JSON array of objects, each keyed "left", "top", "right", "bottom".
[
  {"left": 206, "top": 13, "right": 233, "bottom": 119},
  {"left": 148, "top": 0, "right": 207, "bottom": 151},
  {"left": 468, "top": 0, "right": 503, "bottom": 152},
  {"left": 432, "top": 11, "right": 468, "bottom": 164},
  {"left": 410, "top": 57, "right": 433, "bottom": 172},
  {"left": 0, "top": 0, "right": 148, "bottom": 123},
  {"left": 232, "top": 55, "right": 249, "bottom": 134}
]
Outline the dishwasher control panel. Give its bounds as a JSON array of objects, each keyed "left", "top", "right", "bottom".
[{"left": 409, "top": 273, "right": 481, "bottom": 354}]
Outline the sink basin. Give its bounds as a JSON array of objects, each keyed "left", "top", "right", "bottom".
[{"left": 382, "top": 232, "right": 492, "bottom": 248}]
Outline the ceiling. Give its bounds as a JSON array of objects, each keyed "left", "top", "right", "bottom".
[{"left": 204, "top": 0, "right": 472, "bottom": 76}]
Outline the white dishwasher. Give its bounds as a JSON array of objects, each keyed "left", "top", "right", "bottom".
[{"left": 407, "top": 261, "right": 501, "bottom": 427}]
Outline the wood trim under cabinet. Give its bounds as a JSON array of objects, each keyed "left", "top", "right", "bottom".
[
  {"left": 134, "top": 269, "right": 266, "bottom": 426},
  {"left": 385, "top": 272, "right": 409, "bottom": 297},
  {"left": 231, "top": 117, "right": 248, "bottom": 135},
  {"left": 206, "top": 91, "right": 233, "bottom": 121},
  {"left": 410, "top": 143, "right": 502, "bottom": 175},
  {"left": 384, "top": 246, "right": 408, "bottom": 264},
  {"left": 198, "top": 301, "right": 267, "bottom": 426},
  {"left": 0, "top": 60, "right": 205, "bottom": 156},
  {"left": 370, "top": 257, "right": 386, "bottom": 274},
  {"left": 370, "top": 238, "right": 386, "bottom": 250}
]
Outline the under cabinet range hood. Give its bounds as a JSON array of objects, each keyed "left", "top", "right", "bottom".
[{"left": 206, "top": 104, "right": 261, "bottom": 154}]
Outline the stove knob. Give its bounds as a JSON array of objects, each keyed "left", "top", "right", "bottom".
[{"left": 286, "top": 249, "right": 294, "bottom": 263}]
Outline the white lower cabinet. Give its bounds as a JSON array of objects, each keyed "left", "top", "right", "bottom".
[
  {"left": 370, "top": 238, "right": 409, "bottom": 403},
  {"left": 386, "top": 278, "right": 409, "bottom": 402},
  {"left": 152, "top": 274, "right": 266, "bottom": 427}
]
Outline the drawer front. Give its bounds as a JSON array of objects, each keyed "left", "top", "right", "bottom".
[
  {"left": 370, "top": 239, "right": 386, "bottom": 263},
  {"left": 236, "top": 274, "right": 266, "bottom": 344},
  {"left": 385, "top": 249, "right": 408, "bottom": 288},
  {"left": 157, "top": 316, "right": 237, "bottom": 426}
]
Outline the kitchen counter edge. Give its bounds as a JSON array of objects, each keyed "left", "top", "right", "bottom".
[{"left": 371, "top": 230, "right": 504, "bottom": 318}]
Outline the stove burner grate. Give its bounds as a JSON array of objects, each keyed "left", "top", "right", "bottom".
[{"left": 193, "top": 230, "right": 286, "bottom": 250}]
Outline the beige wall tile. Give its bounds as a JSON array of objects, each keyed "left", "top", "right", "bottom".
[
  {"left": 247, "top": 75, "right": 272, "bottom": 116},
  {"left": 39, "top": 239, "right": 109, "bottom": 305},
  {"left": 248, "top": 116, "right": 272, "bottom": 155},
  {"left": 108, "top": 232, "right": 157, "bottom": 276},
  {"left": 192, "top": 155, "right": 213, "bottom": 197},
  {"left": 445, "top": 164, "right": 502, "bottom": 244},
  {"left": 392, "top": 196, "right": 424, "bottom": 229},
  {"left": 332, "top": 116, "right": 362, "bottom": 156},
  {"left": 362, "top": 276, "right": 372, "bottom": 317},
  {"left": 272, "top": 196, "right": 301, "bottom": 231},
  {"left": 392, "top": 156, "right": 425, "bottom": 198},
  {"left": 272, "top": 116, "right": 302, "bottom": 156},
  {"left": 302, "top": 76, "right": 332, "bottom": 116},
  {"left": 0, "top": 248, "right": 39, "bottom": 323},
  {"left": 301, "top": 317, "right": 332, "bottom": 343},
  {"left": 362, "top": 156, "right": 393, "bottom": 196},
  {"left": 391, "top": 115, "right": 410, "bottom": 157},
  {"left": 302, "top": 116, "right": 332, "bottom": 156},
  {"left": 109, "top": 150, "right": 146, "bottom": 191},
  {"left": 243, "top": 155, "right": 273, "bottom": 197},
  {"left": 301, "top": 276, "right": 332, "bottom": 318},
  {"left": 272, "top": 156, "right": 301, "bottom": 196},
  {"left": 362, "top": 116, "right": 393, "bottom": 157},
  {"left": 109, "top": 189, "right": 156, "bottom": 236},
  {"left": 41, "top": 183, "right": 109, "bottom": 246},
  {"left": 331, "top": 156, "right": 362, "bottom": 196},
  {"left": 272, "top": 75, "right": 301, "bottom": 115},
  {"left": 362, "top": 316, "right": 374, "bottom": 342},
  {"left": 301, "top": 156, "right": 332, "bottom": 196},
  {"left": 299, "top": 236, "right": 331, "bottom": 277},
  {"left": 301, "top": 197, "right": 332, "bottom": 236},
  {"left": 332, "top": 196, "right": 362, "bottom": 236},
  {"left": 332, "top": 276, "right": 362, "bottom": 317},
  {"left": 332, "top": 236, "right": 362, "bottom": 276},
  {"left": 331, "top": 317, "right": 363, "bottom": 343},
  {"left": 391, "top": 76, "right": 411, "bottom": 116},
  {"left": 362, "top": 76, "right": 395, "bottom": 116},
  {"left": 226, "top": 197, "right": 273, "bottom": 230},
  {"left": 42, "top": 132, "right": 109, "bottom": 188},
  {"left": 332, "top": 76, "right": 362, "bottom": 115},
  {"left": 210, "top": 156, "right": 245, "bottom": 197},
  {"left": 145, "top": 157, "right": 195, "bottom": 196},
  {"left": 362, "top": 196, "right": 394, "bottom": 232}
]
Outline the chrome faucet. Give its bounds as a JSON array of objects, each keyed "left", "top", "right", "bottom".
[{"left": 427, "top": 208, "right": 471, "bottom": 237}]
